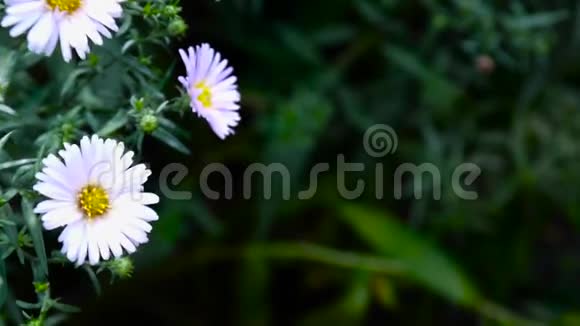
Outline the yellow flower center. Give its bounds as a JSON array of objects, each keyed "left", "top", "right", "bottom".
[
  {"left": 194, "top": 82, "right": 213, "bottom": 108},
  {"left": 77, "top": 185, "right": 110, "bottom": 220},
  {"left": 46, "top": 0, "right": 82, "bottom": 14}
]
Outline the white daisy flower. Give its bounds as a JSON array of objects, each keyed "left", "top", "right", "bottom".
[
  {"left": 178, "top": 43, "right": 241, "bottom": 139},
  {"left": 33, "top": 135, "right": 159, "bottom": 266},
  {"left": 1, "top": 0, "right": 124, "bottom": 62}
]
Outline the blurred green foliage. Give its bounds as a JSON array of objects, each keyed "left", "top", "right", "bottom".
[{"left": 2, "top": 0, "right": 580, "bottom": 325}]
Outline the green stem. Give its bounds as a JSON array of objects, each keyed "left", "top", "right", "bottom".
[
  {"left": 194, "top": 242, "right": 408, "bottom": 277},
  {"left": 83, "top": 266, "right": 102, "bottom": 297}
]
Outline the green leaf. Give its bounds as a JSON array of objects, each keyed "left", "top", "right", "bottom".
[
  {"left": 0, "top": 104, "right": 15, "bottom": 116},
  {"left": 237, "top": 243, "right": 406, "bottom": 275},
  {"left": 154, "top": 100, "right": 170, "bottom": 114},
  {"left": 157, "top": 117, "right": 189, "bottom": 138},
  {"left": 116, "top": 14, "right": 132, "bottom": 36},
  {"left": 0, "top": 206, "right": 17, "bottom": 244},
  {"left": 152, "top": 127, "right": 191, "bottom": 155},
  {"left": 339, "top": 204, "right": 480, "bottom": 306},
  {"left": 83, "top": 266, "right": 101, "bottom": 296},
  {"left": 0, "top": 219, "right": 15, "bottom": 227},
  {"left": 0, "top": 158, "right": 36, "bottom": 171},
  {"left": 0, "top": 247, "right": 14, "bottom": 260},
  {"left": 15, "top": 300, "right": 41, "bottom": 309},
  {"left": 21, "top": 198, "right": 48, "bottom": 277},
  {"left": 121, "top": 40, "right": 136, "bottom": 54},
  {"left": 0, "top": 131, "right": 13, "bottom": 152},
  {"left": 97, "top": 111, "right": 129, "bottom": 136},
  {"left": 52, "top": 301, "right": 81, "bottom": 313},
  {"left": 60, "top": 68, "right": 91, "bottom": 98},
  {"left": 0, "top": 258, "right": 6, "bottom": 309}
]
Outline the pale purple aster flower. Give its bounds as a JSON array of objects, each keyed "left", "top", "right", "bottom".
[{"left": 178, "top": 43, "right": 241, "bottom": 139}]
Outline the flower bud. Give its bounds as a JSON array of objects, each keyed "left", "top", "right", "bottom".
[
  {"left": 475, "top": 55, "right": 495, "bottom": 75},
  {"left": 26, "top": 318, "right": 43, "bottom": 326},
  {"left": 88, "top": 54, "right": 99, "bottom": 67},
  {"left": 140, "top": 114, "right": 158, "bottom": 134},
  {"left": 33, "top": 282, "right": 49, "bottom": 294},
  {"left": 132, "top": 97, "right": 145, "bottom": 112},
  {"left": 107, "top": 257, "right": 134, "bottom": 279},
  {"left": 18, "top": 232, "right": 32, "bottom": 248},
  {"left": 167, "top": 18, "right": 188, "bottom": 37},
  {"left": 139, "top": 56, "right": 152, "bottom": 66},
  {"left": 163, "top": 5, "right": 181, "bottom": 16},
  {"left": 61, "top": 123, "right": 76, "bottom": 142}
]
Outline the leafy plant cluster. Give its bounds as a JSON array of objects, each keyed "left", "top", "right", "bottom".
[{"left": 0, "top": 0, "right": 189, "bottom": 324}]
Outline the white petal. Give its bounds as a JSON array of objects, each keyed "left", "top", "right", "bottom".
[
  {"left": 34, "top": 199, "right": 71, "bottom": 214},
  {"left": 76, "top": 238, "right": 89, "bottom": 265},
  {"left": 26, "top": 11, "right": 53, "bottom": 54},
  {"left": 33, "top": 182, "right": 74, "bottom": 201},
  {"left": 41, "top": 204, "right": 82, "bottom": 230}
]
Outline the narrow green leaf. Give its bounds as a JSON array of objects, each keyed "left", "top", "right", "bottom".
[
  {"left": 60, "top": 68, "right": 90, "bottom": 97},
  {"left": 1, "top": 189, "right": 17, "bottom": 203},
  {"left": 152, "top": 127, "right": 191, "bottom": 155},
  {"left": 1, "top": 247, "right": 14, "bottom": 260},
  {"left": 15, "top": 300, "right": 41, "bottom": 310},
  {"left": 0, "top": 158, "right": 36, "bottom": 171},
  {"left": 0, "top": 258, "right": 6, "bottom": 309},
  {"left": 0, "top": 131, "right": 13, "bottom": 153},
  {"left": 52, "top": 301, "right": 81, "bottom": 313},
  {"left": 21, "top": 198, "right": 48, "bottom": 277},
  {"left": 339, "top": 204, "right": 480, "bottom": 306},
  {"left": 0, "top": 104, "right": 15, "bottom": 116},
  {"left": 121, "top": 40, "right": 136, "bottom": 54},
  {"left": 155, "top": 100, "right": 170, "bottom": 114},
  {"left": 116, "top": 14, "right": 132, "bottom": 36},
  {"left": 0, "top": 219, "right": 15, "bottom": 227},
  {"left": 97, "top": 111, "right": 129, "bottom": 136},
  {"left": 158, "top": 60, "right": 177, "bottom": 90},
  {"left": 0, "top": 206, "right": 18, "bottom": 247},
  {"left": 158, "top": 117, "right": 189, "bottom": 138},
  {"left": 195, "top": 243, "right": 407, "bottom": 275},
  {"left": 83, "top": 266, "right": 101, "bottom": 296}
]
